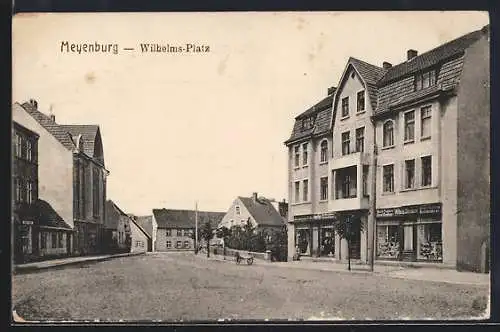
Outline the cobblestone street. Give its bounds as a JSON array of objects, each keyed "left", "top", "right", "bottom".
[{"left": 12, "top": 252, "right": 489, "bottom": 321}]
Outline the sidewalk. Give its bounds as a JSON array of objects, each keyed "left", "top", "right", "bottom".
[
  {"left": 13, "top": 251, "right": 146, "bottom": 274},
  {"left": 199, "top": 253, "right": 490, "bottom": 286}
]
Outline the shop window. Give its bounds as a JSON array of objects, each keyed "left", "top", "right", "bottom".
[
  {"left": 377, "top": 225, "right": 400, "bottom": 259},
  {"left": 295, "top": 228, "right": 311, "bottom": 255},
  {"left": 417, "top": 223, "right": 442, "bottom": 261},
  {"left": 320, "top": 228, "right": 335, "bottom": 257}
]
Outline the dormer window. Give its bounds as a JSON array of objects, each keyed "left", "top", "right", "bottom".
[
  {"left": 301, "top": 116, "right": 315, "bottom": 131},
  {"left": 415, "top": 69, "right": 436, "bottom": 91}
]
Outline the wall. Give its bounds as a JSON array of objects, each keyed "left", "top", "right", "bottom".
[
  {"left": 156, "top": 228, "right": 195, "bottom": 251},
  {"left": 129, "top": 220, "right": 148, "bottom": 253},
  {"left": 219, "top": 197, "right": 257, "bottom": 229},
  {"left": 38, "top": 230, "right": 68, "bottom": 256},
  {"left": 456, "top": 34, "right": 490, "bottom": 272},
  {"left": 375, "top": 99, "right": 441, "bottom": 208},
  {"left": 12, "top": 104, "right": 74, "bottom": 228}
]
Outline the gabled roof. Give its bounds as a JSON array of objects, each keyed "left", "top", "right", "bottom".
[
  {"left": 130, "top": 217, "right": 151, "bottom": 240},
  {"left": 104, "top": 200, "right": 128, "bottom": 230},
  {"left": 238, "top": 196, "right": 285, "bottom": 227},
  {"left": 19, "top": 101, "right": 105, "bottom": 166},
  {"left": 153, "top": 209, "right": 225, "bottom": 229},
  {"left": 135, "top": 215, "right": 153, "bottom": 238},
  {"left": 35, "top": 199, "right": 73, "bottom": 230},
  {"left": 378, "top": 27, "right": 486, "bottom": 85},
  {"left": 339, "top": 57, "right": 387, "bottom": 112},
  {"left": 285, "top": 93, "right": 334, "bottom": 145}
]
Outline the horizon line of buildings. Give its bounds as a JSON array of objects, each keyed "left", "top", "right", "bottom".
[{"left": 284, "top": 24, "right": 490, "bottom": 273}]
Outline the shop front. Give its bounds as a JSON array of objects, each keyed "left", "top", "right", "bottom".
[
  {"left": 376, "top": 203, "right": 443, "bottom": 263},
  {"left": 293, "top": 213, "right": 337, "bottom": 258}
]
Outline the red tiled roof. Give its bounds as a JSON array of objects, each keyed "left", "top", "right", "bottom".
[
  {"left": 238, "top": 196, "right": 285, "bottom": 227},
  {"left": 153, "top": 209, "right": 225, "bottom": 229}
]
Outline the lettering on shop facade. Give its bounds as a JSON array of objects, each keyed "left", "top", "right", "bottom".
[{"left": 376, "top": 203, "right": 441, "bottom": 218}]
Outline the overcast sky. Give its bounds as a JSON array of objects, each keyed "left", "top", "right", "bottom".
[{"left": 12, "top": 11, "right": 489, "bottom": 215}]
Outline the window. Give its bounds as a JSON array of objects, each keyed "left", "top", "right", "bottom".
[
  {"left": 15, "top": 134, "right": 23, "bottom": 158},
  {"left": 184, "top": 241, "right": 190, "bottom": 249},
  {"left": 58, "top": 233, "right": 64, "bottom": 248},
  {"left": 294, "top": 146, "right": 300, "bottom": 167},
  {"left": 341, "top": 97, "right": 349, "bottom": 117},
  {"left": 176, "top": 229, "right": 182, "bottom": 236},
  {"left": 176, "top": 241, "right": 182, "bottom": 248},
  {"left": 51, "top": 233, "right": 57, "bottom": 248},
  {"left": 383, "top": 164, "right": 394, "bottom": 193},
  {"left": 301, "top": 116, "right": 315, "bottom": 130},
  {"left": 404, "top": 160, "right": 415, "bottom": 189},
  {"left": 235, "top": 206, "right": 240, "bottom": 215},
  {"left": 166, "top": 240, "right": 172, "bottom": 248},
  {"left": 383, "top": 120, "right": 394, "bottom": 147},
  {"left": 421, "top": 156, "right": 432, "bottom": 187},
  {"left": 362, "top": 165, "right": 369, "bottom": 197},
  {"left": 355, "top": 127, "right": 365, "bottom": 152},
  {"left": 92, "top": 168, "right": 100, "bottom": 217},
  {"left": 294, "top": 181, "right": 300, "bottom": 203},
  {"left": 415, "top": 70, "right": 436, "bottom": 91},
  {"left": 302, "top": 143, "right": 308, "bottom": 165},
  {"left": 320, "top": 140, "right": 328, "bottom": 163},
  {"left": 39, "top": 232, "right": 46, "bottom": 249},
  {"left": 404, "top": 111, "right": 415, "bottom": 142},
  {"left": 166, "top": 229, "right": 171, "bottom": 236},
  {"left": 27, "top": 181, "right": 33, "bottom": 204},
  {"left": 26, "top": 140, "right": 32, "bottom": 162},
  {"left": 19, "top": 178, "right": 26, "bottom": 203},
  {"left": 320, "top": 177, "right": 328, "bottom": 201},
  {"left": 303, "top": 179, "right": 309, "bottom": 202},
  {"left": 14, "top": 178, "right": 21, "bottom": 203},
  {"left": 421, "top": 106, "right": 432, "bottom": 138},
  {"left": 337, "top": 167, "right": 357, "bottom": 199},
  {"left": 357, "top": 91, "right": 365, "bottom": 112},
  {"left": 341, "top": 131, "right": 350, "bottom": 155}
]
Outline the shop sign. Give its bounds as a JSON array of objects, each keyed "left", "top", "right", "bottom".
[
  {"left": 419, "top": 203, "right": 441, "bottom": 215},
  {"left": 376, "top": 208, "right": 395, "bottom": 218},
  {"left": 295, "top": 213, "right": 337, "bottom": 221},
  {"left": 394, "top": 206, "right": 419, "bottom": 216},
  {"left": 294, "top": 214, "right": 314, "bottom": 222},
  {"left": 22, "top": 220, "right": 33, "bottom": 225}
]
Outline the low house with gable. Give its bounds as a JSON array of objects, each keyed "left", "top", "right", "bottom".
[{"left": 133, "top": 215, "right": 157, "bottom": 252}]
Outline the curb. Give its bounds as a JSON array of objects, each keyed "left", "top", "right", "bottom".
[
  {"left": 14, "top": 252, "right": 146, "bottom": 274},
  {"left": 196, "top": 253, "right": 489, "bottom": 286}
]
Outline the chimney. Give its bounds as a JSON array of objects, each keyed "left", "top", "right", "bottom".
[
  {"left": 407, "top": 49, "right": 418, "bottom": 61},
  {"left": 29, "top": 99, "right": 38, "bottom": 109},
  {"left": 252, "top": 192, "right": 258, "bottom": 202},
  {"left": 49, "top": 114, "right": 56, "bottom": 122},
  {"left": 327, "top": 86, "right": 337, "bottom": 96},
  {"left": 382, "top": 61, "right": 392, "bottom": 69}
]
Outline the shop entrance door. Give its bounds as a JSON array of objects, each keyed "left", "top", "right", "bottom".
[
  {"left": 401, "top": 224, "right": 416, "bottom": 261},
  {"left": 349, "top": 229, "right": 361, "bottom": 259}
]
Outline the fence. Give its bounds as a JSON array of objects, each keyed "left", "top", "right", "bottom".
[{"left": 210, "top": 246, "right": 272, "bottom": 261}]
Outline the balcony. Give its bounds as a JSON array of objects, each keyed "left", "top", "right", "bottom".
[
  {"left": 330, "top": 151, "right": 369, "bottom": 171},
  {"left": 329, "top": 164, "right": 370, "bottom": 212}
]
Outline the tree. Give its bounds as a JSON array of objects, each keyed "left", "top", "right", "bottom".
[
  {"left": 200, "top": 220, "right": 215, "bottom": 258},
  {"left": 332, "top": 211, "right": 365, "bottom": 271},
  {"left": 216, "top": 226, "right": 232, "bottom": 258}
]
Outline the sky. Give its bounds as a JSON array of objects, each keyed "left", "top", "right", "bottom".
[{"left": 12, "top": 11, "right": 489, "bottom": 216}]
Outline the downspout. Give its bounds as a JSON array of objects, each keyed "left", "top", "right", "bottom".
[{"left": 368, "top": 117, "right": 378, "bottom": 272}]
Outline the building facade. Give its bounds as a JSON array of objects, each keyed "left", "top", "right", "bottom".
[
  {"left": 104, "top": 200, "right": 132, "bottom": 253},
  {"left": 153, "top": 208, "right": 225, "bottom": 252},
  {"left": 14, "top": 100, "right": 109, "bottom": 257},
  {"left": 284, "top": 88, "right": 338, "bottom": 260},
  {"left": 218, "top": 193, "right": 286, "bottom": 233},
  {"left": 134, "top": 215, "right": 156, "bottom": 252},
  {"left": 372, "top": 26, "right": 490, "bottom": 271},
  {"left": 12, "top": 104, "right": 74, "bottom": 263},
  {"left": 284, "top": 25, "right": 490, "bottom": 272}
]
